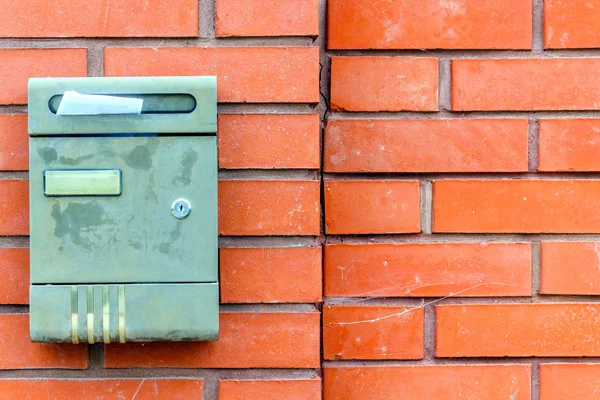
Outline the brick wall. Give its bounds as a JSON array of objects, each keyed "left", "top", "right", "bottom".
[{"left": 1, "top": 0, "right": 600, "bottom": 399}]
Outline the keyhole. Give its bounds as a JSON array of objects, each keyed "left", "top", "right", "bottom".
[{"left": 171, "top": 199, "right": 191, "bottom": 219}]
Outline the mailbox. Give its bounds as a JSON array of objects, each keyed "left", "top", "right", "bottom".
[{"left": 28, "top": 77, "right": 218, "bottom": 343}]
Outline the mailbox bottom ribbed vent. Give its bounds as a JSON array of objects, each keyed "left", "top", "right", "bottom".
[{"left": 29, "top": 283, "right": 219, "bottom": 343}]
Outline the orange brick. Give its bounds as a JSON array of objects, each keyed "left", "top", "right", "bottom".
[
  {"left": 545, "top": 0, "right": 600, "bottom": 48},
  {"left": 218, "top": 114, "right": 320, "bottom": 169},
  {"left": 437, "top": 303, "right": 600, "bottom": 357},
  {"left": 541, "top": 242, "right": 600, "bottom": 295},
  {"left": 219, "top": 379, "right": 321, "bottom": 400},
  {"left": 220, "top": 247, "right": 322, "bottom": 303},
  {"left": 324, "top": 365, "right": 531, "bottom": 400},
  {"left": 328, "top": 0, "right": 532, "bottom": 50},
  {"left": 433, "top": 180, "right": 600, "bottom": 233},
  {"left": 324, "top": 243, "right": 532, "bottom": 297},
  {"left": 0, "top": 115, "right": 28, "bottom": 170},
  {"left": 0, "top": 379, "right": 202, "bottom": 400},
  {"left": 540, "top": 364, "right": 600, "bottom": 400},
  {"left": 452, "top": 59, "right": 600, "bottom": 111},
  {"left": 538, "top": 119, "right": 600, "bottom": 171},
  {"left": 0, "top": 180, "right": 29, "bottom": 235},
  {"left": 324, "top": 119, "right": 528, "bottom": 173},
  {"left": 0, "top": 314, "right": 87, "bottom": 369},
  {"left": 216, "top": 0, "right": 318, "bottom": 37},
  {"left": 324, "top": 180, "right": 420, "bottom": 234},
  {"left": 323, "top": 305, "right": 423, "bottom": 360},
  {"left": 0, "top": 0, "right": 198, "bottom": 38},
  {"left": 104, "top": 312, "right": 320, "bottom": 368},
  {"left": 219, "top": 180, "right": 320, "bottom": 236},
  {"left": 105, "top": 47, "right": 319, "bottom": 103},
  {"left": 0, "top": 49, "right": 86, "bottom": 105},
  {"left": 0, "top": 248, "right": 29, "bottom": 304},
  {"left": 330, "top": 57, "right": 438, "bottom": 112}
]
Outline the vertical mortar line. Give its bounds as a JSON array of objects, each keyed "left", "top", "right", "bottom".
[
  {"left": 423, "top": 303, "right": 436, "bottom": 361},
  {"left": 87, "top": 343, "right": 104, "bottom": 370},
  {"left": 199, "top": 0, "right": 216, "bottom": 39},
  {"left": 531, "top": 241, "right": 541, "bottom": 299},
  {"left": 420, "top": 181, "right": 433, "bottom": 235},
  {"left": 316, "top": 0, "right": 330, "bottom": 394},
  {"left": 528, "top": 119, "right": 539, "bottom": 173},
  {"left": 531, "top": 360, "right": 540, "bottom": 400},
  {"left": 86, "top": 44, "right": 105, "bottom": 77},
  {"left": 438, "top": 59, "right": 451, "bottom": 112},
  {"left": 203, "top": 373, "right": 220, "bottom": 400},
  {"left": 532, "top": 0, "right": 544, "bottom": 53}
]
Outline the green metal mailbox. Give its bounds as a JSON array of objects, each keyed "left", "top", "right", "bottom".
[{"left": 28, "top": 76, "right": 218, "bottom": 343}]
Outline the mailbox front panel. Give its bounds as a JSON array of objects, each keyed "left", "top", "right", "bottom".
[
  {"left": 28, "top": 76, "right": 219, "bottom": 343},
  {"left": 30, "top": 136, "right": 217, "bottom": 284}
]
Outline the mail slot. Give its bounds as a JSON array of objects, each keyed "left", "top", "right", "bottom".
[{"left": 28, "top": 76, "right": 218, "bottom": 343}]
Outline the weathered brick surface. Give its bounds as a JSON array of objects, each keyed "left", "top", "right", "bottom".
[
  {"left": 0, "top": 379, "right": 203, "bottom": 400},
  {"left": 0, "top": 49, "right": 87, "bottom": 105},
  {"left": 104, "top": 313, "right": 320, "bottom": 368},
  {"left": 324, "top": 119, "right": 528, "bottom": 172},
  {"left": 324, "top": 180, "right": 420, "bottom": 234},
  {"left": 219, "top": 379, "right": 321, "bottom": 400},
  {"left": 0, "top": 0, "right": 198, "bottom": 38},
  {"left": 220, "top": 247, "right": 322, "bottom": 303},
  {"left": 3, "top": 0, "right": 600, "bottom": 397},
  {"left": 324, "top": 365, "right": 531, "bottom": 399},
  {"left": 330, "top": 57, "right": 438, "bottom": 112},
  {"left": 323, "top": 305, "right": 424, "bottom": 360},
  {"left": 216, "top": 0, "right": 318, "bottom": 37},
  {"left": 436, "top": 304, "right": 600, "bottom": 357},
  {"left": 105, "top": 47, "right": 320, "bottom": 103},
  {"left": 324, "top": 243, "right": 531, "bottom": 297},
  {"left": 434, "top": 180, "right": 600, "bottom": 233},
  {"left": 452, "top": 59, "right": 600, "bottom": 111}
]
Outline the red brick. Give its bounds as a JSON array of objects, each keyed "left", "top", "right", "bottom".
[
  {"left": 324, "top": 365, "right": 531, "bottom": 400},
  {"left": 219, "top": 379, "right": 321, "bottom": 400},
  {"left": 0, "top": 0, "right": 197, "bottom": 38},
  {"left": 324, "top": 180, "right": 420, "bottom": 234},
  {"left": 324, "top": 243, "right": 531, "bottom": 297},
  {"left": 104, "top": 312, "right": 320, "bottom": 368},
  {"left": 328, "top": 0, "right": 532, "bottom": 50},
  {"left": 331, "top": 57, "right": 438, "bottom": 112},
  {"left": 324, "top": 119, "right": 528, "bottom": 173},
  {"left": 545, "top": 0, "right": 600, "bottom": 48},
  {"left": 105, "top": 47, "right": 319, "bottom": 103},
  {"left": 433, "top": 180, "right": 600, "bottom": 233},
  {"left": 436, "top": 303, "right": 600, "bottom": 357},
  {"left": 0, "top": 314, "right": 87, "bottom": 369},
  {"left": 0, "top": 115, "right": 28, "bottom": 170},
  {"left": 323, "top": 305, "right": 423, "bottom": 360},
  {"left": 216, "top": 0, "right": 318, "bottom": 37},
  {"left": 220, "top": 247, "right": 322, "bottom": 303},
  {"left": 538, "top": 119, "right": 600, "bottom": 171},
  {"left": 0, "top": 180, "right": 29, "bottom": 235},
  {"left": 540, "top": 364, "right": 600, "bottom": 400},
  {"left": 0, "top": 248, "right": 29, "bottom": 304},
  {"left": 218, "top": 114, "right": 320, "bottom": 169},
  {"left": 0, "top": 379, "right": 202, "bottom": 400},
  {"left": 541, "top": 242, "right": 600, "bottom": 295},
  {"left": 219, "top": 180, "right": 320, "bottom": 236},
  {"left": 0, "top": 49, "right": 86, "bottom": 105},
  {"left": 452, "top": 58, "right": 600, "bottom": 111}
]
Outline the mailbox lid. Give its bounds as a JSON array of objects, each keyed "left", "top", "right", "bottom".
[
  {"left": 28, "top": 76, "right": 217, "bottom": 135},
  {"left": 30, "top": 283, "right": 219, "bottom": 342},
  {"left": 29, "top": 136, "right": 217, "bottom": 284}
]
